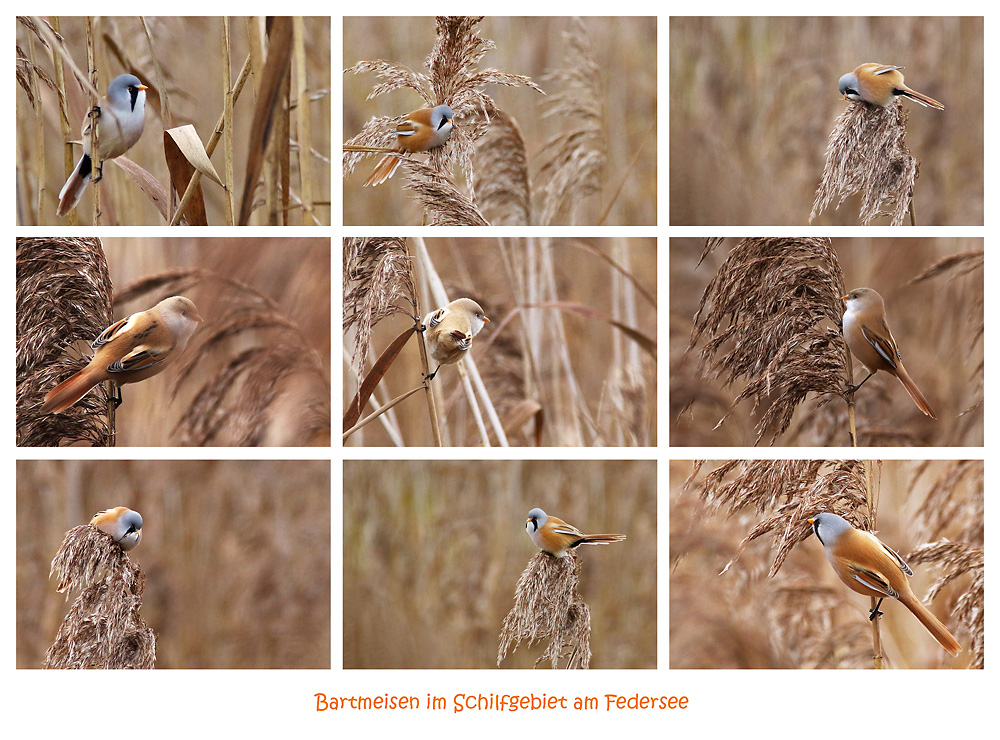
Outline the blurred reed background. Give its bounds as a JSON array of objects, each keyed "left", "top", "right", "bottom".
[
  {"left": 17, "top": 459, "right": 331, "bottom": 669},
  {"left": 670, "top": 236, "right": 983, "bottom": 446},
  {"left": 344, "top": 236, "right": 656, "bottom": 446},
  {"left": 343, "top": 16, "right": 656, "bottom": 226},
  {"left": 343, "top": 459, "right": 656, "bottom": 669},
  {"left": 669, "top": 459, "right": 982, "bottom": 669},
  {"left": 670, "top": 16, "right": 983, "bottom": 225},
  {"left": 21, "top": 236, "right": 330, "bottom": 446},
  {"left": 16, "top": 16, "right": 331, "bottom": 225}
]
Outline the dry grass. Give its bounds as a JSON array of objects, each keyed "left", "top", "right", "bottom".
[
  {"left": 18, "top": 236, "right": 330, "bottom": 446},
  {"left": 45, "top": 524, "right": 155, "bottom": 669},
  {"left": 670, "top": 16, "right": 983, "bottom": 226},
  {"left": 343, "top": 236, "right": 656, "bottom": 446},
  {"left": 670, "top": 459, "right": 982, "bottom": 669},
  {"left": 343, "top": 460, "right": 655, "bottom": 669},
  {"left": 16, "top": 16, "right": 331, "bottom": 225},
  {"left": 672, "top": 237, "right": 984, "bottom": 446},
  {"left": 17, "top": 460, "right": 331, "bottom": 669},
  {"left": 344, "top": 17, "right": 655, "bottom": 226}
]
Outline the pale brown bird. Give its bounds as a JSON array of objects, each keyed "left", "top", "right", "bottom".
[
  {"left": 841, "top": 287, "right": 936, "bottom": 418},
  {"left": 421, "top": 297, "right": 489, "bottom": 380}
]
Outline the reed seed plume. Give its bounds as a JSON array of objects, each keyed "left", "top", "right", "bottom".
[
  {"left": 402, "top": 159, "right": 489, "bottom": 225},
  {"left": 344, "top": 16, "right": 543, "bottom": 221},
  {"left": 811, "top": 102, "right": 917, "bottom": 226},
  {"left": 497, "top": 552, "right": 592, "bottom": 669},
  {"left": 472, "top": 111, "right": 530, "bottom": 225},
  {"left": 907, "top": 540, "right": 983, "bottom": 669},
  {"left": 688, "top": 459, "right": 869, "bottom": 579},
  {"left": 16, "top": 236, "right": 113, "bottom": 447},
  {"left": 343, "top": 237, "right": 417, "bottom": 385},
  {"left": 45, "top": 524, "right": 155, "bottom": 669},
  {"left": 687, "top": 237, "right": 848, "bottom": 445},
  {"left": 908, "top": 251, "right": 984, "bottom": 415},
  {"left": 536, "top": 17, "right": 604, "bottom": 226}
]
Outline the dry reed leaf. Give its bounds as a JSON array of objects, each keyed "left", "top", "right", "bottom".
[
  {"left": 163, "top": 132, "right": 207, "bottom": 225},
  {"left": 111, "top": 155, "right": 171, "bottom": 221},
  {"left": 498, "top": 552, "right": 592, "bottom": 669},
  {"left": 528, "top": 301, "right": 656, "bottom": 359},
  {"left": 343, "top": 326, "right": 416, "bottom": 432},
  {"left": 238, "top": 17, "right": 293, "bottom": 225},
  {"left": 688, "top": 237, "right": 848, "bottom": 445},
  {"left": 166, "top": 125, "right": 224, "bottom": 186},
  {"left": 811, "top": 102, "right": 917, "bottom": 226},
  {"left": 45, "top": 524, "right": 155, "bottom": 669}
]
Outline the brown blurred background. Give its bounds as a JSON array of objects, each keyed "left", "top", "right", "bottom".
[
  {"left": 670, "top": 236, "right": 983, "bottom": 446},
  {"left": 24, "top": 236, "right": 331, "bottom": 446},
  {"left": 16, "top": 16, "right": 331, "bottom": 225},
  {"left": 344, "top": 236, "right": 656, "bottom": 446},
  {"left": 17, "top": 459, "right": 331, "bottom": 669},
  {"left": 670, "top": 459, "right": 981, "bottom": 669},
  {"left": 343, "top": 16, "right": 656, "bottom": 225},
  {"left": 670, "top": 16, "right": 983, "bottom": 225},
  {"left": 343, "top": 459, "right": 656, "bottom": 668}
]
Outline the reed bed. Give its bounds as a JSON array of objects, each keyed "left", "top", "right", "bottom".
[
  {"left": 671, "top": 236, "right": 983, "bottom": 446},
  {"left": 344, "top": 236, "right": 656, "bottom": 446},
  {"left": 17, "top": 459, "right": 331, "bottom": 669},
  {"left": 16, "top": 16, "right": 331, "bottom": 225},
  {"left": 670, "top": 460, "right": 982, "bottom": 669},
  {"left": 343, "top": 459, "right": 655, "bottom": 669},
  {"left": 669, "top": 16, "right": 982, "bottom": 225},
  {"left": 344, "top": 16, "right": 655, "bottom": 226}
]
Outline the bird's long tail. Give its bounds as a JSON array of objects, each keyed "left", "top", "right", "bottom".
[
  {"left": 895, "top": 364, "right": 937, "bottom": 418},
  {"left": 40, "top": 369, "right": 101, "bottom": 414},
  {"left": 364, "top": 152, "right": 403, "bottom": 187},
  {"left": 900, "top": 89, "right": 945, "bottom": 110},
  {"left": 575, "top": 534, "right": 627, "bottom": 547},
  {"left": 899, "top": 591, "right": 962, "bottom": 656}
]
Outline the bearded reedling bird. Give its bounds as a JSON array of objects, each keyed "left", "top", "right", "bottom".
[
  {"left": 841, "top": 287, "right": 936, "bottom": 418},
  {"left": 809, "top": 512, "right": 961, "bottom": 656},
  {"left": 364, "top": 104, "right": 455, "bottom": 187},
  {"left": 525, "top": 508, "right": 626, "bottom": 558},
  {"left": 57, "top": 73, "right": 148, "bottom": 217},
  {"left": 838, "top": 63, "right": 944, "bottom": 110},
  {"left": 421, "top": 297, "right": 489, "bottom": 381},
  {"left": 90, "top": 507, "right": 144, "bottom": 552},
  {"left": 40, "top": 296, "right": 203, "bottom": 414}
]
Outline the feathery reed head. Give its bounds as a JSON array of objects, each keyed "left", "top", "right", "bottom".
[
  {"left": 17, "top": 236, "right": 113, "bottom": 446},
  {"left": 688, "top": 237, "right": 848, "bottom": 444},
  {"left": 46, "top": 522, "right": 155, "bottom": 668}
]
